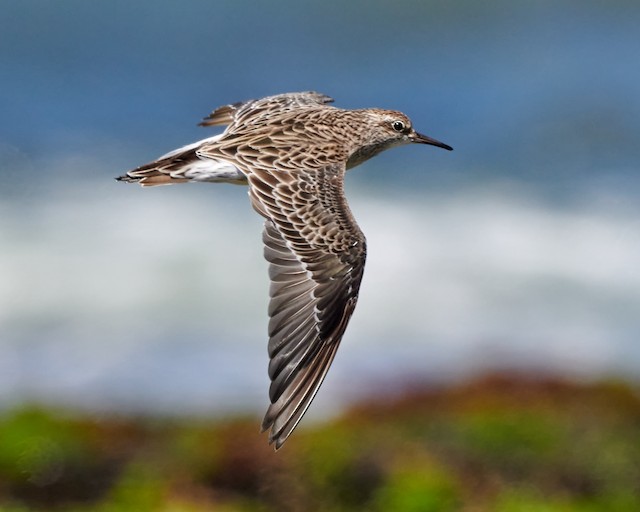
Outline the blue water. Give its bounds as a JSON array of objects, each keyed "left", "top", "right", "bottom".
[{"left": 1, "top": 1, "right": 638, "bottom": 415}]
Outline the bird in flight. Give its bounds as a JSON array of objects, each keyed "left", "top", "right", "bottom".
[{"left": 117, "top": 91, "right": 452, "bottom": 449}]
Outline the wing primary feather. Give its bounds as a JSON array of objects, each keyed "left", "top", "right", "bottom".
[
  {"left": 252, "top": 164, "right": 366, "bottom": 449},
  {"left": 263, "top": 342, "right": 340, "bottom": 449}
]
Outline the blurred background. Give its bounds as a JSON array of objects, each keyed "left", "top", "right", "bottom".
[{"left": 1, "top": 1, "right": 639, "bottom": 510}]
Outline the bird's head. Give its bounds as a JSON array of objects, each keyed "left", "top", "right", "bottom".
[
  {"left": 373, "top": 110, "right": 453, "bottom": 150},
  {"left": 346, "top": 109, "right": 452, "bottom": 169}
]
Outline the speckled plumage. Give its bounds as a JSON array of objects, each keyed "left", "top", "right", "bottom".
[{"left": 118, "top": 91, "right": 452, "bottom": 449}]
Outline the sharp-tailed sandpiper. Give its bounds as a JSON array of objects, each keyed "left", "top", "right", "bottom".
[{"left": 118, "top": 91, "right": 452, "bottom": 449}]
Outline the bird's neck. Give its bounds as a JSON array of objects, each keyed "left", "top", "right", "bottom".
[{"left": 346, "top": 139, "right": 400, "bottom": 170}]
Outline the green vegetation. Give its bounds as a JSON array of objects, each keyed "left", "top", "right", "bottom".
[{"left": 0, "top": 375, "right": 638, "bottom": 511}]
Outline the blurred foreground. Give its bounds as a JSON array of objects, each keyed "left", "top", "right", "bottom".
[{"left": 1, "top": 374, "right": 638, "bottom": 512}]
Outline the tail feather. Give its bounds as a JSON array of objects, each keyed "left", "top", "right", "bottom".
[
  {"left": 117, "top": 134, "right": 246, "bottom": 187},
  {"left": 115, "top": 172, "right": 189, "bottom": 187}
]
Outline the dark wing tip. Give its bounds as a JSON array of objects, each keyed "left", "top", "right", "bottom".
[
  {"left": 307, "top": 91, "right": 334, "bottom": 104},
  {"left": 199, "top": 101, "right": 245, "bottom": 127},
  {"left": 115, "top": 174, "right": 137, "bottom": 183}
]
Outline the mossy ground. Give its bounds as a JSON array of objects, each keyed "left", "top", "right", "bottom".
[{"left": 1, "top": 374, "right": 638, "bottom": 511}]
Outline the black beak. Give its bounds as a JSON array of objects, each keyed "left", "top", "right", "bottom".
[{"left": 413, "top": 132, "right": 453, "bottom": 151}]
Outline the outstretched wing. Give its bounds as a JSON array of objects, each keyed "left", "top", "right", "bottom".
[
  {"left": 248, "top": 162, "right": 366, "bottom": 449},
  {"left": 200, "top": 91, "right": 334, "bottom": 129}
]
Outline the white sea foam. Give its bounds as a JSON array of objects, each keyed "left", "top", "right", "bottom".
[{"left": 1, "top": 169, "right": 638, "bottom": 414}]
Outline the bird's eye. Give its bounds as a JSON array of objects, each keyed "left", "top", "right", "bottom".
[{"left": 392, "top": 120, "right": 405, "bottom": 132}]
